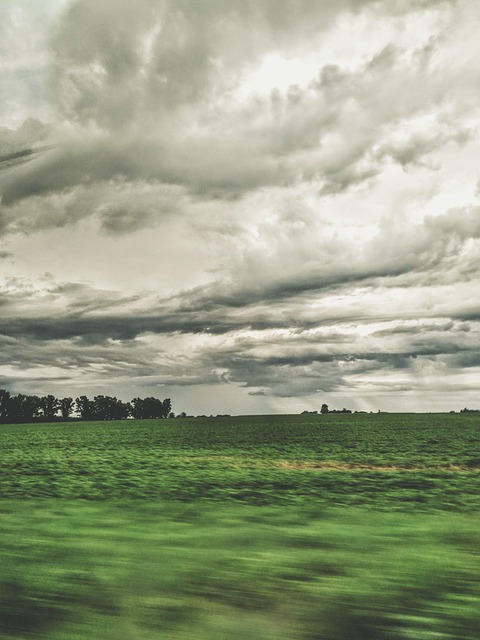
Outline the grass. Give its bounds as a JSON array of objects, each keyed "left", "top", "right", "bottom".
[
  {"left": 1, "top": 501, "right": 480, "bottom": 639},
  {"left": 0, "top": 413, "right": 479, "bottom": 509},
  {"left": 0, "top": 413, "right": 480, "bottom": 638}
]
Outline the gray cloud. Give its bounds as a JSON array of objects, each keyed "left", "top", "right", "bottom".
[
  {"left": 53, "top": 0, "right": 383, "bottom": 129},
  {"left": 2, "top": 0, "right": 475, "bottom": 228},
  {"left": 2, "top": 0, "right": 480, "bottom": 411},
  {"left": 2, "top": 202, "right": 480, "bottom": 346},
  {"left": 2, "top": 260, "right": 480, "bottom": 400},
  {"left": 167, "top": 204, "right": 480, "bottom": 315}
]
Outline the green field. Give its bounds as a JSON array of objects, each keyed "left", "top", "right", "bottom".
[
  {"left": 1, "top": 413, "right": 480, "bottom": 508},
  {"left": 1, "top": 413, "right": 480, "bottom": 638}
]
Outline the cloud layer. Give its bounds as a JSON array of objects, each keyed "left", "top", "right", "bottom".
[{"left": 1, "top": 0, "right": 480, "bottom": 413}]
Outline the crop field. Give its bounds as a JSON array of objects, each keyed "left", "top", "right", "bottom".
[
  {"left": 1, "top": 412, "right": 480, "bottom": 508},
  {"left": 1, "top": 412, "right": 480, "bottom": 638}
]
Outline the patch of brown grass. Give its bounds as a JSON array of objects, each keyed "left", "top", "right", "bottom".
[{"left": 179, "top": 455, "right": 480, "bottom": 472}]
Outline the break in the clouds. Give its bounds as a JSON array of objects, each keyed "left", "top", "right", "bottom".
[{"left": 1, "top": 0, "right": 480, "bottom": 414}]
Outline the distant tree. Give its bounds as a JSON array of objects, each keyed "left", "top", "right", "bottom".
[
  {"left": 8, "top": 394, "right": 42, "bottom": 422},
  {"left": 130, "top": 397, "right": 147, "bottom": 419},
  {"left": 93, "top": 395, "right": 130, "bottom": 420},
  {"left": 75, "top": 395, "right": 96, "bottom": 420},
  {"left": 0, "top": 388, "right": 172, "bottom": 424},
  {"left": 92, "top": 395, "right": 108, "bottom": 420},
  {"left": 0, "top": 389, "right": 11, "bottom": 423},
  {"left": 162, "top": 398, "right": 172, "bottom": 419},
  {"left": 40, "top": 394, "right": 59, "bottom": 419},
  {"left": 131, "top": 396, "right": 170, "bottom": 419},
  {"left": 321, "top": 404, "right": 329, "bottom": 414},
  {"left": 60, "top": 397, "right": 74, "bottom": 419}
]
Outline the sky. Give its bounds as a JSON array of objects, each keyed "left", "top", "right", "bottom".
[{"left": 1, "top": 0, "right": 480, "bottom": 415}]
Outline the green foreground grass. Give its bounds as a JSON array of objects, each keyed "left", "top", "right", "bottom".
[
  {"left": 1, "top": 501, "right": 480, "bottom": 640},
  {"left": 1, "top": 413, "right": 479, "bottom": 638}
]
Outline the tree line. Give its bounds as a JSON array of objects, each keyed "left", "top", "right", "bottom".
[
  {"left": 0, "top": 389, "right": 172, "bottom": 424},
  {"left": 301, "top": 404, "right": 352, "bottom": 415}
]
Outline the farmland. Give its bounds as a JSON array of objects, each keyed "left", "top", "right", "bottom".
[
  {"left": 1, "top": 412, "right": 480, "bottom": 508},
  {"left": 1, "top": 412, "right": 480, "bottom": 638}
]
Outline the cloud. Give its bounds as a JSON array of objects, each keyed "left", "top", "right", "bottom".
[
  {"left": 52, "top": 0, "right": 385, "bottom": 130},
  {"left": 0, "top": 1, "right": 70, "bottom": 128},
  {"left": 164, "top": 203, "right": 480, "bottom": 316},
  {"left": 2, "top": 0, "right": 480, "bottom": 411},
  {"left": 2, "top": 256, "right": 480, "bottom": 400},
  {"left": 2, "top": 0, "right": 476, "bottom": 227}
]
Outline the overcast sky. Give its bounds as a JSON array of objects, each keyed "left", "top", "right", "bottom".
[{"left": 1, "top": 0, "right": 480, "bottom": 414}]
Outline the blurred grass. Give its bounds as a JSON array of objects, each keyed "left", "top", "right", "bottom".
[{"left": 0, "top": 501, "right": 480, "bottom": 639}]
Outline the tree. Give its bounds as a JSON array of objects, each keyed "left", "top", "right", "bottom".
[
  {"left": 0, "top": 389, "right": 11, "bottom": 423},
  {"left": 0, "top": 388, "right": 172, "bottom": 424},
  {"left": 321, "top": 404, "right": 329, "bottom": 414},
  {"left": 40, "top": 394, "right": 59, "bottom": 419},
  {"left": 162, "top": 398, "right": 172, "bottom": 419},
  {"left": 130, "top": 397, "right": 147, "bottom": 419},
  {"left": 8, "top": 394, "right": 42, "bottom": 422},
  {"left": 93, "top": 395, "right": 130, "bottom": 420},
  {"left": 131, "top": 396, "right": 170, "bottom": 419},
  {"left": 60, "top": 397, "right": 74, "bottom": 419},
  {"left": 75, "top": 396, "right": 95, "bottom": 420}
]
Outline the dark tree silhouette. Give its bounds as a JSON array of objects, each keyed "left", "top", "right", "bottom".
[
  {"left": 131, "top": 396, "right": 169, "bottom": 419},
  {"left": 0, "top": 389, "right": 173, "bottom": 424},
  {"left": 93, "top": 395, "right": 131, "bottom": 420},
  {"left": 40, "top": 394, "right": 59, "bottom": 419},
  {"left": 75, "top": 396, "right": 96, "bottom": 420},
  {"left": 0, "top": 389, "right": 11, "bottom": 422},
  {"left": 163, "top": 398, "right": 172, "bottom": 418},
  {"left": 7, "top": 394, "right": 42, "bottom": 422},
  {"left": 60, "top": 397, "right": 74, "bottom": 419}
]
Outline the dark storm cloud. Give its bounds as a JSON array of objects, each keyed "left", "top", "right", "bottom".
[
  {"left": 221, "top": 357, "right": 347, "bottom": 397},
  {"left": 53, "top": 0, "right": 362, "bottom": 127},
  {"left": 2, "top": 274, "right": 480, "bottom": 399},
  {"left": 0, "top": 136, "right": 284, "bottom": 208},
  {"left": 187, "top": 342, "right": 476, "bottom": 398},
  {"left": 0, "top": 333, "right": 149, "bottom": 372},
  {"left": 445, "top": 351, "right": 480, "bottom": 368},
  {"left": 0, "top": 145, "right": 54, "bottom": 168},
  {"left": 2, "top": 297, "right": 475, "bottom": 354}
]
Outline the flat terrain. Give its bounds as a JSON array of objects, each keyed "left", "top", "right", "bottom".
[
  {"left": 1, "top": 412, "right": 480, "bottom": 508},
  {"left": 1, "top": 413, "right": 480, "bottom": 639}
]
